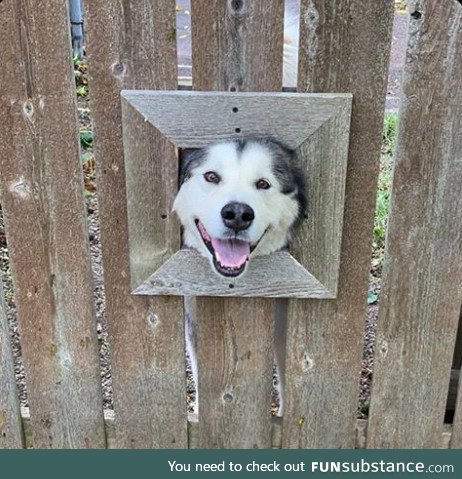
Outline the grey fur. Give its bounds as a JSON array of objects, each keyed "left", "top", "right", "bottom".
[
  {"left": 179, "top": 137, "right": 308, "bottom": 222},
  {"left": 234, "top": 136, "right": 307, "bottom": 223},
  {"left": 179, "top": 148, "right": 207, "bottom": 186}
]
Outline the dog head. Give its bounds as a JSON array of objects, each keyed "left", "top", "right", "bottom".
[{"left": 173, "top": 136, "right": 307, "bottom": 277}]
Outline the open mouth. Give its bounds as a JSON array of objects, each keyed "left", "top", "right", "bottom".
[{"left": 195, "top": 220, "right": 262, "bottom": 277}]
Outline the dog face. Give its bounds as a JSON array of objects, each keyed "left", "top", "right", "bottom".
[{"left": 173, "top": 137, "right": 307, "bottom": 277}]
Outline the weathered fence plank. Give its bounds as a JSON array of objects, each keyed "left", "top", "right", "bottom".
[
  {"left": 368, "top": 0, "right": 462, "bottom": 449},
  {"left": 453, "top": 378, "right": 462, "bottom": 448},
  {"left": 453, "top": 309, "right": 462, "bottom": 448},
  {"left": 119, "top": 90, "right": 350, "bottom": 149},
  {"left": 282, "top": 0, "right": 394, "bottom": 448},
  {"left": 192, "top": 0, "right": 284, "bottom": 92},
  {"left": 0, "top": 0, "right": 105, "bottom": 448},
  {"left": 194, "top": 297, "right": 274, "bottom": 448},
  {"left": 134, "top": 250, "right": 330, "bottom": 299},
  {"left": 121, "top": 99, "right": 180, "bottom": 289},
  {"left": 85, "top": 1, "right": 188, "bottom": 447},
  {"left": 121, "top": 89, "right": 351, "bottom": 299},
  {"left": 190, "top": 0, "right": 284, "bottom": 448},
  {"left": 0, "top": 280, "right": 23, "bottom": 448}
]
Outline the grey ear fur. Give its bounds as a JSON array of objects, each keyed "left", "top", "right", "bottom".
[{"left": 179, "top": 148, "right": 207, "bottom": 186}]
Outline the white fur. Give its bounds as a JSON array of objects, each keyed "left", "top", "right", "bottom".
[
  {"left": 173, "top": 141, "right": 299, "bottom": 272},
  {"left": 175, "top": 140, "right": 301, "bottom": 417}
]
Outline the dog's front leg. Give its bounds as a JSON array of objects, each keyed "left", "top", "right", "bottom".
[
  {"left": 274, "top": 299, "right": 288, "bottom": 417},
  {"left": 185, "top": 296, "right": 199, "bottom": 416}
]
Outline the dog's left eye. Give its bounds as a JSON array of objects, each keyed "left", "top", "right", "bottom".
[
  {"left": 204, "top": 171, "right": 221, "bottom": 184},
  {"left": 256, "top": 179, "right": 271, "bottom": 190}
]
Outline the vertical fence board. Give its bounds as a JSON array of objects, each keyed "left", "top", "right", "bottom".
[
  {"left": 453, "top": 308, "right": 462, "bottom": 448},
  {"left": 452, "top": 310, "right": 462, "bottom": 369},
  {"left": 368, "top": 0, "right": 462, "bottom": 449},
  {"left": 0, "top": 0, "right": 105, "bottom": 448},
  {"left": 194, "top": 297, "right": 274, "bottom": 448},
  {"left": 0, "top": 280, "right": 23, "bottom": 448},
  {"left": 85, "top": 1, "right": 188, "bottom": 447},
  {"left": 191, "top": 0, "right": 284, "bottom": 448},
  {"left": 282, "top": 0, "right": 394, "bottom": 448},
  {"left": 192, "top": 0, "right": 284, "bottom": 92},
  {"left": 453, "top": 379, "right": 462, "bottom": 448}
]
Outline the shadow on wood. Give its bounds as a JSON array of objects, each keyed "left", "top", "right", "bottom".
[{"left": 121, "top": 90, "right": 352, "bottom": 299}]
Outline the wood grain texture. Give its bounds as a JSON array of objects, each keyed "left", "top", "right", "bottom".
[
  {"left": 282, "top": 0, "right": 394, "bottom": 448},
  {"left": 19, "top": 408, "right": 423, "bottom": 449},
  {"left": 190, "top": 0, "right": 284, "bottom": 448},
  {"left": 195, "top": 296, "right": 274, "bottom": 448},
  {"left": 134, "top": 250, "right": 331, "bottom": 298},
  {"left": 191, "top": 0, "right": 284, "bottom": 92},
  {"left": 298, "top": 0, "right": 352, "bottom": 93},
  {"left": 0, "top": 280, "right": 23, "bottom": 448},
  {"left": 368, "top": 0, "right": 462, "bottom": 449},
  {"left": 452, "top": 307, "right": 462, "bottom": 447},
  {"left": 121, "top": 100, "right": 180, "bottom": 288},
  {"left": 0, "top": 0, "right": 105, "bottom": 448},
  {"left": 85, "top": 1, "right": 188, "bottom": 447},
  {"left": 291, "top": 104, "right": 351, "bottom": 294},
  {"left": 453, "top": 377, "right": 462, "bottom": 448},
  {"left": 122, "top": 90, "right": 351, "bottom": 296},
  {"left": 121, "top": 90, "right": 350, "bottom": 148}
]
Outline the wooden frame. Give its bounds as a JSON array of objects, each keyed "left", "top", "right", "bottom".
[{"left": 121, "top": 90, "right": 352, "bottom": 298}]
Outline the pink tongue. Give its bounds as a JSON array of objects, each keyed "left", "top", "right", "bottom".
[{"left": 211, "top": 238, "right": 250, "bottom": 268}]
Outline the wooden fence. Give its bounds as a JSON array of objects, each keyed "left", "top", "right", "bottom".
[{"left": 0, "top": 0, "right": 461, "bottom": 449}]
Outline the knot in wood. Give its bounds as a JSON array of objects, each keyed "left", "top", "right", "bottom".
[
  {"left": 9, "top": 177, "right": 30, "bottom": 199},
  {"left": 380, "top": 340, "right": 388, "bottom": 357},
  {"left": 147, "top": 313, "right": 159, "bottom": 327},
  {"left": 301, "top": 352, "right": 314, "bottom": 372},
  {"left": 229, "top": 0, "right": 244, "bottom": 14},
  {"left": 23, "top": 99, "right": 34, "bottom": 118},
  {"left": 111, "top": 62, "right": 126, "bottom": 77}
]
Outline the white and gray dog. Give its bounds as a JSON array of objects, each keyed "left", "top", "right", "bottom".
[{"left": 173, "top": 136, "right": 307, "bottom": 415}]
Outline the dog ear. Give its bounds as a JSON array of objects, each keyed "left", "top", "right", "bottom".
[
  {"left": 263, "top": 137, "right": 308, "bottom": 225},
  {"left": 179, "top": 148, "right": 207, "bottom": 186},
  {"left": 292, "top": 164, "right": 308, "bottom": 225},
  {"left": 278, "top": 151, "right": 308, "bottom": 226}
]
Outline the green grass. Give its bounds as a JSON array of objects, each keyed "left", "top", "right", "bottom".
[
  {"left": 367, "top": 113, "right": 398, "bottom": 306},
  {"left": 374, "top": 113, "right": 398, "bottom": 250},
  {"left": 374, "top": 155, "right": 393, "bottom": 250},
  {"left": 382, "top": 112, "right": 399, "bottom": 156},
  {"left": 76, "top": 85, "right": 88, "bottom": 97},
  {"left": 80, "top": 130, "right": 93, "bottom": 150}
]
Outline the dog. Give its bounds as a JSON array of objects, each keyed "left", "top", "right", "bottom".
[
  {"left": 173, "top": 137, "right": 306, "bottom": 276},
  {"left": 173, "top": 136, "right": 307, "bottom": 417}
]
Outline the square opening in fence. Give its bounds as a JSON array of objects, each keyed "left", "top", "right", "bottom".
[{"left": 121, "top": 91, "right": 352, "bottom": 298}]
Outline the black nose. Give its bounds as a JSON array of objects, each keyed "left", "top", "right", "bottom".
[{"left": 221, "top": 202, "right": 255, "bottom": 231}]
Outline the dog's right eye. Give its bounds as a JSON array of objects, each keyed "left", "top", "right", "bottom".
[{"left": 204, "top": 171, "right": 221, "bottom": 184}]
